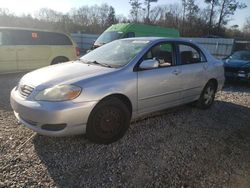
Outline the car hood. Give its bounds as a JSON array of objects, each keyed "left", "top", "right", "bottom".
[
  {"left": 19, "top": 61, "right": 115, "bottom": 90},
  {"left": 224, "top": 59, "right": 250, "bottom": 68}
]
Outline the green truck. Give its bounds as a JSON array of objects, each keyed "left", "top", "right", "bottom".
[{"left": 92, "top": 23, "right": 180, "bottom": 49}]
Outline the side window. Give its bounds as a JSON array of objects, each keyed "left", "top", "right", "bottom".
[
  {"left": 40, "top": 32, "right": 72, "bottom": 45},
  {"left": 143, "top": 42, "right": 174, "bottom": 67},
  {"left": 0, "top": 32, "right": 2, "bottom": 45},
  {"left": 179, "top": 44, "right": 206, "bottom": 65},
  {"left": 11, "top": 30, "right": 37, "bottom": 45},
  {"left": 2, "top": 30, "right": 15, "bottom": 45},
  {"left": 123, "top": 32, "right": 135, "bottom": 38}
]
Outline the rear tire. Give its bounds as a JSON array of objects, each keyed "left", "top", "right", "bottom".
[
  {"left": 51, "top": 57, "right": 69, "bottom": 65},
  {"left": 86, "top": 98, "right": 131, "bottom": 144},
  {"left": 197, "top": 81, "right": 216, "bottom": 109}
]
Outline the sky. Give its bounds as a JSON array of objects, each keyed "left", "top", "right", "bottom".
[{"left": 0, "top": 0, "right": 249, "bottom": 29}]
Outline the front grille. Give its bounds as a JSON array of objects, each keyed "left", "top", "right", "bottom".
[{"left": 19, "top": 85, "right": 34, "bottom": 98}]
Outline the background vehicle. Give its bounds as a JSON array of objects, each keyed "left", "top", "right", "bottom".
[
  {"left": 223, "top": 50, "right": 250, "bottom": 82},
  {"left": 92, "top": 23, "right": 180, "bottom": 49},
  {"left": 11, "top": 38, "right": 224, "bottom": 144},
  {"left": 0, "top": 27, "right": 80, "bottom": 73}
]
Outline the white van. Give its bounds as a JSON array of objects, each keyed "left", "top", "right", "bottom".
[{"left": 0, "top": 27, "right": 80, "bottom": 73}]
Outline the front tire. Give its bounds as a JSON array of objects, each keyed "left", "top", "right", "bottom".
[
  {"left": 51, "top": 57, "right": 69, "bottom": 65},
  {"left": 197, "top": 81, "right": 216, "bottom": 109},
  {"left": 86, "top": 98, "right": 131, "bottom": 144}
]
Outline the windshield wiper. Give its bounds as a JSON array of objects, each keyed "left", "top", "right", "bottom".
[{"left": 77, "top": 59, "right": 115, "bottom": 68}]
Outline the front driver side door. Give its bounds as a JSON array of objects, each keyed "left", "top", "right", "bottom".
[{"left": 137, "top": 42, "right": 183, "bottom": 115}]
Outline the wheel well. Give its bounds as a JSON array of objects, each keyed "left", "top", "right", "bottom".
[
  {"left": 51, "top": 56, "right": 69, "bottom": 65},
  {"left": 208, "top": 78, "right": 218, "bottom": 91},
  {"left": 100, "top": 94, "right": 133, "bottom": 115}
]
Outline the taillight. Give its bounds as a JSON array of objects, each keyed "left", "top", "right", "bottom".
[{"left": 76, "top": 47, "right": 80, "bottom": 57}]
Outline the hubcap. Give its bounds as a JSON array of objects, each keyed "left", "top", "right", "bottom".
[{"left": 204, "top": 86, "right": 214, "bottom": 105}]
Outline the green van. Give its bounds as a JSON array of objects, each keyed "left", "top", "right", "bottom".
[
  {"left": 0, "top": 27, "right": 80, "bottom": 74},
  {"left": 92, "top": 23, "right": 180, "bottom": 49}
]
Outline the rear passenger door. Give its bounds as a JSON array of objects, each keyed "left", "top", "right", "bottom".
[{"left": 177, "top": 43, "right": 208, "bottom": 102}]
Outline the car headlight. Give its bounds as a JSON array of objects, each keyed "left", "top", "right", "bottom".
[{"left": 35, "top": 85, "right": 82, "bottom": 101}]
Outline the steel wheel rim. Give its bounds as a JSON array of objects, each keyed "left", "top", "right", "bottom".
[{"left": 94, "top": 107, "right": 123, "bottom": 139}]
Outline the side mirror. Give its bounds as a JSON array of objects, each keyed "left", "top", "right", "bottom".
[{"left": 139, "top": 59, "right": 159, "bottom": 70}]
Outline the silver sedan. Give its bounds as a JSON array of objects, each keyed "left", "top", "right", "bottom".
[{"left": 11, "top": 38, "right": 225, "bottom": 144}]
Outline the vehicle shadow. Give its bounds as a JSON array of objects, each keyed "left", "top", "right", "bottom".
[
  {"left": 0, "top": 72, "right": 26, "bottom": 111},
  {"left": 33, "top": 100, "right": 250, "bottom": 187}
]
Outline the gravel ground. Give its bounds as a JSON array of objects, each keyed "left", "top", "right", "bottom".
[{"left": 0, "top": 73, "right": 250, "bottom": 188}]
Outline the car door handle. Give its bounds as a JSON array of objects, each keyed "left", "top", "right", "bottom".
[{"left": 172, "top": 69, "right": 181, "bottom": 75}]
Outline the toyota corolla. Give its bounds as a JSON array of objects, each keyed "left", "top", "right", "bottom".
[{"left": 11, "top": 38, "right": 225, "bottom": 144}]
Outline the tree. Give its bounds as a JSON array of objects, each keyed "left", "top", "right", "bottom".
[
  {"left": 217, "top": 0, "right": 247, "bottom": 31},
  {"left": 243, "top": 16, "right": 250, "bottom": 33},
  {"left": 204, "top": 0, "right": 219, "bottom": 34},
  {"left": 186, "top": 0, "right": 199, "bottom": 20},
  {"left": 144, "top": 0, "right": 158, "bottom": 23},
  {"left": 181, "top": 0, "right": 199, "bottom": 35},
  {"left": 36, "top": 8, "right": 63, "bottom": 23},
  {"left": 0, "top": 8, "right": 10, "bottom": 16},
  {"left": 106, "top": 6, "right": 117, "bottom": 27},
  {"left": 129, "top": 0, "right": 142, "bottom": 22}
]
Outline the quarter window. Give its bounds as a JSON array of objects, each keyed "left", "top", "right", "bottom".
[
  {"left": 143, "top": 42, "right": 174, "bottom": 67},
  {"left": 179, "top": 44, "right": 206, "bottom": 65}
]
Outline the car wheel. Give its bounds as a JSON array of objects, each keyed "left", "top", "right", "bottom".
[
  {"left": 51, "top": 57, "right": 69, "bottom": 65},
  {"left": 197, "top": 81, "right": 216, "bottom": 109},
  {"left": 86, "top": 98, "right": 131, "bottom": 144}
]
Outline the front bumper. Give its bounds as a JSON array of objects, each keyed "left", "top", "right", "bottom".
[
  {"left": 225, "top": 70, "right": 250, "bottom": 82},
  {"left": 10, "top": 88, "right": 98, "bottom": 136}
]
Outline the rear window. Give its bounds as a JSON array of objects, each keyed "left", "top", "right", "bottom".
[{"left": 1, "top": 29, "right": 72, "bottom": 45}]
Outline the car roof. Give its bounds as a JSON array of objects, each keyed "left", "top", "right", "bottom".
[
  {"left": 233, "top": 50, "right": 250, "bottom": 53},
  {"left": 0, "top": 27, "right": 67, "bottom": 35},
  {"left": 122, "top": 37, "right": 196, "bottom": 43}
]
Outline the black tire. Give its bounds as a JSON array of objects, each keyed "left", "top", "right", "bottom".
[
  {"left": 86, "top": 98, "right": 131, "bottom": 144},
  {"left": 51, "top": 57, "right": 69, "bottom": 65},
  {"left": 197, "top": 81, "right": 216, "bottom": 109}
]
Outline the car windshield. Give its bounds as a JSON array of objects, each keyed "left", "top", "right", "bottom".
[
  {"left": 80, "top": 40, "right": 149, "bottom": 67},
  {"left": 230, "top": 51, "right": 250, "bottom": 61},
  {"left": 95, "top": 31, "right": 123, "bottom": 44}
]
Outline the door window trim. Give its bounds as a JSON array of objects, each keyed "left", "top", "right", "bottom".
[{"left": 176, "top": 42, "right": 207, "bottom": 66}]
